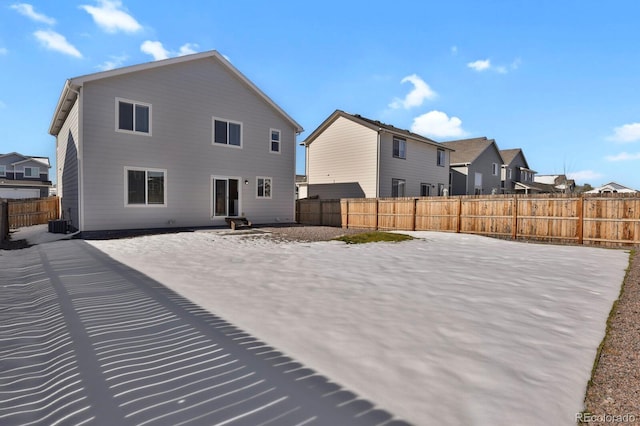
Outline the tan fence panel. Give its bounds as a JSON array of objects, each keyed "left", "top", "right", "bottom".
[
  {"left": 415, "top": 197, "right": 458, "bottom": 232},
  {"left": 583, "top": 196, "right": 640, "bottom": 246},
  {"left": 343, "top": 199, "right": 377, "bottom": 229},
  {"left": 377, "top": 198, "right": 415, "bottom": 231},
  {"left": 460, "top": 196, "right": 513, "bottom": 237},
  {"left": 8, "top": 197, "right": 60, "bottom": 228},
  {"left": 516, "top": 196, "right": 579, "bottom": 243}
]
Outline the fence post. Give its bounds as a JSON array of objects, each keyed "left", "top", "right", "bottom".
[
  {"left": 456, "top": 197, "right": 462, "bottom": 233},
  {"left": 318, "top": 201, "right": 323, "bottom": 226},
  {"left": 341, "top": 199, "right": 348, "bottom": 228},
  {"left": 375, "top": 199, "right": 379, "bottom": 231},
  {"left": 0, "top": 200, "right": 7, "bottom": 243},
  {"left": 412, "top": 198, "right": 417, "bottom": 231},
  {"left": 577, "top": 195, "right": 584, "bottom": 245},
  {"left": 512, "top": 194, "right": 518, "bottom": 240}
]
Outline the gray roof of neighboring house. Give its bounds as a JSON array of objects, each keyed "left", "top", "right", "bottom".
[
  {"left": 0, "top": 152, "right": 51, "bottom": 168},
  {"left": 441, "top": 137, "right": 503, "bottom": 165},
  {"left": 303, "top": 110, "right": 454, "bottom": 150},
  {"left": 499, "top": 148, "right": 522, "bottom": 165},
  {"left": 49, "top": 50, "right": 303, "bottom": 136}
]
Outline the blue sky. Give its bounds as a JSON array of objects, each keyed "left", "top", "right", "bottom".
[{"left": 2, "top": 0, "right": 640, "bottom": 189}]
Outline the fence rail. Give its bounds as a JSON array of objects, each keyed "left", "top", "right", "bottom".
[
  {"left": 7, "top": 197, "right": 60, "bottom": 229},
  {"left": 297, "top": 194, "right": 640, "bottom": 247}
]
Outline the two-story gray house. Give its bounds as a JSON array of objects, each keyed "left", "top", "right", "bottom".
[
  {"left": 0, "top": 152, "right": 52, "bottom": 199},
  {"left": 49, "top": 51, "right": 303, "bottom": 233},
  {"left": 442, "top": 137, "right": 504, "bottom": 195},
  {"left": 499, "top": 148, "right": 537, "bottom": 193},
  {"left": 302, "top": 110, "right": 453, "bottom": 199}
]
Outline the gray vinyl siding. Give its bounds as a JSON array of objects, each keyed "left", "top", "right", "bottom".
[
  {"left": 307, "top": 116, "right": 378, "bottom": 198},
  {"left": 56, "top": 99, "right": 80, "bottom": 230},
  {"left": 79, "top": 57, "right": 296, "bottom": 231},
  {"left": 378, "top": 133, "right": 449, "bottom": 197},
  {"left": 450, "top": 166, "right": 469, "bottom": 195},
  {"left": 461, "top": 148, "right": 502, "bottom": 195}
]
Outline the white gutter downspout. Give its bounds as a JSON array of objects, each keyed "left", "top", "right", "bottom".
[{"left": 68, "top": 85, "right": 84, "bottom": 232}]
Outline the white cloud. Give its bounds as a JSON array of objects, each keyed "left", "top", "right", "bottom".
[
  {"left": 389, "top": 74, "right": 437, "bottom": 110},
  {"left": 34, "top": 30, "right": 82, "bottom": 58},
  {"left": 467, "top": 59, "right": 491, "bottom": 72},
  {"left": 606, "top": 123, "right": 640, "bottom": 143},
  {"left": 0, "top": 47, "right": 7, "bottom": 55},
  {"left": 178, "top": 43, "right": 199, "bottom": 56},
  {"left": 141, "top": 40, "right": 169, "bottom": 60},
  {"left": 10, "top": 3, "right": 56, "bottom": 25},
  {"left": 567, "top": 170, "right": 603, "bottom": 182},
  {"left": 97, "top": 54, "right": 127, "bottom": 71},
  {"left": 80, "top": 0, "right": 142, "bottom": 33},
  {"left": 605, "top": 152, "right": 640, "bottom": 162},
  {"left": 451, "top": 46, "right": 458, "bottom": 55},
  {"left": 410, "top": 110, "right": 468, "bottom": 139},
  {"left": 468, "top": 58, "right": 520, "bottom": 74}
]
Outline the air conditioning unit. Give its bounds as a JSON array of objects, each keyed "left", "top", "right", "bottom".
[{"left": 48, "top": 220, "right": 68, "bottom": 234}]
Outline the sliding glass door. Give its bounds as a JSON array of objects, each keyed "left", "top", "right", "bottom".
[{"left": 213, "top": 177, "right": 239, "bottom": 217}]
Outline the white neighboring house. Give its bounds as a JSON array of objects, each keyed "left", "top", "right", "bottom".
[
  {"left": 0, "top": 152, "right": 52, "bottom": 199},
  {"left": 49, "top": 51, "right": 303, "bottom": 233},
  {"left": 302, "top": 110, "right": 453, "bottom": 199},
  {"left": 585, "top": 182, "right": 638, "bottom": 194}
]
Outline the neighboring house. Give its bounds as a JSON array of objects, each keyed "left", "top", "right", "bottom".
[
  {"left": 49, "top": 51, "right": 303, "bottom": 233},
  {"left": 302, "top": 110, "right": 453, "bottom": 199},
  {"left": 295, "top": 174, "right": 308, "bottom": 199},
  {"left": 534, "top": 175, "right": 576, "bottom": 193},
  {"left": 441, "top": 137, "right": 504, "bottom": 195},
  {"left": 499, "top": 148, "right": 538, "bottom": 193},
  {"left": 585, "top": 182, "right": 638, "bottom": 194},
  {"left": 0, "top": 152, "right": 52, "bottom": 199}
]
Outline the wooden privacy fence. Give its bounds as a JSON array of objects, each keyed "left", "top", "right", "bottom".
[
  {"left": 296, "top": 194, "right": 640, "bottom": 247},
  {"left": 7, "top": 197, "right": 60, "bottom": 229}
]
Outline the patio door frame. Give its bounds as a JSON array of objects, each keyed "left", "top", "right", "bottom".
[{"left": 211, "top": 176, "right": 242, "bottom": 219}]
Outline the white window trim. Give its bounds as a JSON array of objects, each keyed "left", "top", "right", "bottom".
[
  {"left": 124, "top": 166, "right": 167, "bottom": 207},
  {"left": 0, "top": 165, "right": 6, "bottom": 177},
  {"left": 269, "top": 128, "right": 281, "bottom": 154},
  {"left": 24, "top": 166, "right": 39, "bottom": 177},
  {"left": 507, "top": 168, "right": 512, "bottom": 179},
  {"left": 256, "top": 176, "right": 272, "bottom": 199},
  {"left": 115, "top": 97, "right": 152, "bottom": 136},
  {"left": 393, "top": 138, "right": 406, "bottom": 159},
  {"left": 212, "top": 117, "right": 243, "bottom": 149}
]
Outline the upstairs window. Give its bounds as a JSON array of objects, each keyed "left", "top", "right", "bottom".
[
  {"left": 125, "top": 167, "right": 166, "bottom": 206},
  {"left": 393, "top": 137, "right": 406, "bottom": 159},
  {"left": 437, "top": 148, "right": 446, "bottom": 166},
  {"left": 270, "top": 129, "right": 281, "bottom": 153},
  {"left": 24, "top": 166, "right": 39, "bottom": 178},
  {"left": 117, "top": 98, "right": 151, "bottom": 135},
  {"left": 492, "top": 163, "right": 499, "bottom": 176},
  {"left": 213, "top": 118, "right": 242, "bottom": 147},
  {"left": 507, "top": 168, "right": 512, "bottom": 179}
]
